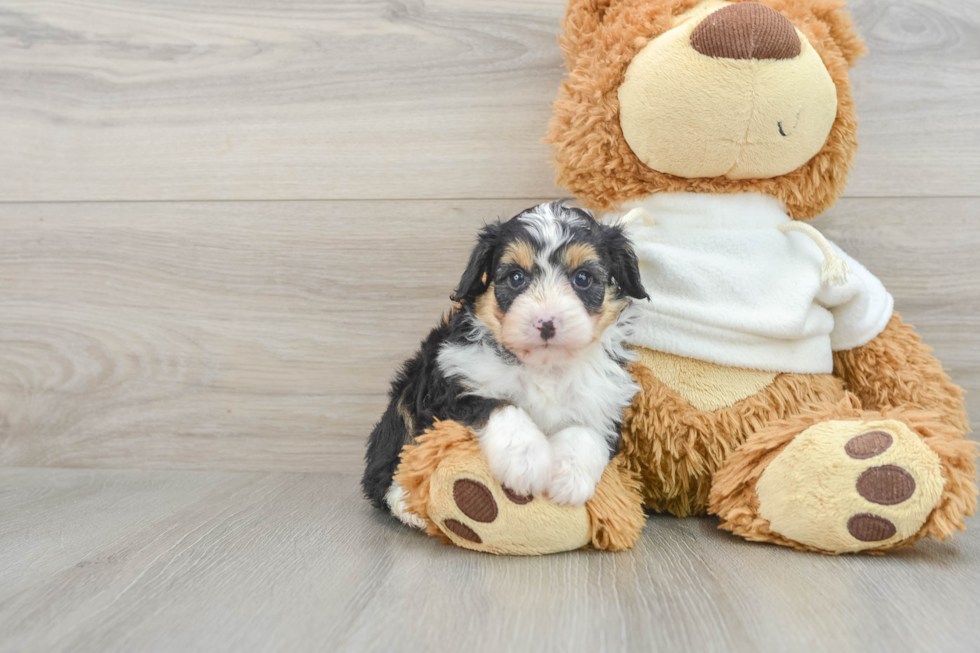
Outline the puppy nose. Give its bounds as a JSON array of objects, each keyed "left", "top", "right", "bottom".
[
  {"left": 690, "top": 2, "right": 801, "bottom": 61},
  {"left": 539, "top": 320, "right": 556, "bottom": 341}
]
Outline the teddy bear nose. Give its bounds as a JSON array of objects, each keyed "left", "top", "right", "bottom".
[{"left": 690, "top": 2, "right": 801, "bottom": 61}]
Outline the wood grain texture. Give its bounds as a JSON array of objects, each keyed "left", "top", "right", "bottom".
[
  {"left": 0, "top": 197, "right": 977, "bottom": 472},
  {"left": 0, "top": 467, "right": 977, "bottom": 653},
  {"left": 0, "top": 198, "right": 529, "bottom": 471},
  {"left": 0, "top": 0, "right": 977, "bottom": 202},
  {"left": 847, "top": 0, "right": 980, "bottom": 196}
]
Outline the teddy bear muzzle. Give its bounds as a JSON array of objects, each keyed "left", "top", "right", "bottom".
[{"left": 617, "top": 0, "right": 838, "bottom": 181}]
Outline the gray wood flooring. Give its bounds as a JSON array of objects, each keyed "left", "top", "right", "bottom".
[
  {"left": 1, "top": 0, "right": 979, "bottom": 651},
  {"left": 2, "top": 468, "right": 979, "bottom": 653}
]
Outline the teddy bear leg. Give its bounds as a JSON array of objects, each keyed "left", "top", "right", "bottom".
[
  {"left": 709, "top": 397, "right": 977, "bottom": 554},
  {"left": 393, "top": 420, "right": 646, "bottom": 555}
]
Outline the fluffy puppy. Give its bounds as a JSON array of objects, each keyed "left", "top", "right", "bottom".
[{"left": 362, "top": 201, "right": 648, "bottom": 528}]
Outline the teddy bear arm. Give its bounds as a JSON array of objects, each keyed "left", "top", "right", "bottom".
[{"left": 833, "top": 311, "right": 969, "bottom": 434}]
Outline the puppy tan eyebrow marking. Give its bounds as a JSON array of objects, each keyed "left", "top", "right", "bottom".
[
  {"left": 500, "top": 240, "right": 535, "bottom": 270},
  {"left": 563, "top": 242, "right": 600, "bottom": 270}
]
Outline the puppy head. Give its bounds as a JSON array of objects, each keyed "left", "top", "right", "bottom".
[{"left": 453, "top": 201, "right": 647, "bottom": 366}]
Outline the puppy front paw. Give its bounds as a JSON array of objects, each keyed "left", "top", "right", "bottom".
[
  {"left": 547, "top": 426, "right": 609, "bottom": 506},
  {"left": 479, "top": 406, "right": 553, "bottom": 496},
  {"left": 548, "top": 460, "right": 599, "bottom": 506}
]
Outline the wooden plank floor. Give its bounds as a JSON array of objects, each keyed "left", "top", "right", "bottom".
[
  {"left": 1, "top": 0, "right": 979, "bottom": 651},
  {"left": 2, "top": 468, "right": 979, "bottom": 653}
]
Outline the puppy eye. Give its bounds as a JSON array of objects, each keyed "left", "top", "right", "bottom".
[
  {"left": 508, "top": 270, "right": 527, "bottom": 289},
  {"left": 572, "top": 270, "right": 593, "bottom": 289}
]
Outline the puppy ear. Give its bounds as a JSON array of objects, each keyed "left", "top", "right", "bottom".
[
  {"left": 452, "top": 222, "right": 500, "bottom": 303},
  {"left": 601, "top": 224, "right": 648, "bottom": 301}
]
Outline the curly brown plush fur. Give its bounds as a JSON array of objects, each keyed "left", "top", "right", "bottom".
[
  {"left": 547, "top": 0, "right": 866, "bottom": 219},
  {"left": 586, "top": 454, "right": 647, "bottom": 550},
  {"left": 834, "top": 314, "right": 970, "bottom": 433},
  {"left": 622, "top": 361, "right": 847, "bottom": 517}
]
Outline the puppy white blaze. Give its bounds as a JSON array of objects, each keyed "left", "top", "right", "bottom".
[
  {"left": 500, "top": 268, "right": 594, "bottom": 366},
  {"left": 517, "top": 201, "right": 590, "bottom": 260}
]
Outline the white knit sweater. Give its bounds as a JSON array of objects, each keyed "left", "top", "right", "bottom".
[{"left": 608, "top": 192, "right": 894, "bottom": 374}]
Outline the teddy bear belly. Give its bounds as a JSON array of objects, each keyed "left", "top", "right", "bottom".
[
  {"left": 630, "top": 347, "right": 779, "bottom": 410},
  {"left": 625, "top": 347, "right": 846, "bottom": 517}
]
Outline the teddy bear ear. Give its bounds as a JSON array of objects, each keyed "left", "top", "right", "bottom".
[
  {"left": 559, "top": 0, "right": 617, "bottom": 68},
  {"left": 813, "top": 1, "right": 868, "bottom": 67}
]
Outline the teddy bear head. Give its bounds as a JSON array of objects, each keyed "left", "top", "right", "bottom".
[{"left": 547, "top": 0, "right": 866, "bottom": 219}]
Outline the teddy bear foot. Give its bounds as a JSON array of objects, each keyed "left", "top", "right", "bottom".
[
  {"left": 428, "top": 453, "right": 593, "bottom": 555},
  {"left": 393, "top": 420, "right": 646, "bottom": 555},
  {"left": 755, "top": 419, "right": 945, "bottom": 553}
]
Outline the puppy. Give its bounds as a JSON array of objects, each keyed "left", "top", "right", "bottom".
[{"left": 362, "top": 201, "right": 648, "bottom": 528}]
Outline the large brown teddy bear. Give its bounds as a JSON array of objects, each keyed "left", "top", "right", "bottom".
[{"left": 389, "top": 0, "right": 977, "bottom": 555}]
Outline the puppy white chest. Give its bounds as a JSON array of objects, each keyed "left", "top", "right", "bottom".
[
  {"left": 517, "top": 371, "right": 585, "bottom": 434},
  {"left": 517, "top": 366, "right": 612, "bottom": 434},
  {"left": 437, "top": 339, "right": 636, "bottom": 439}
]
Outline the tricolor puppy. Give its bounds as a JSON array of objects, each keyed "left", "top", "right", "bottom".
[{"left": 362, "top": 201, "right": 648, "bottom": 527}]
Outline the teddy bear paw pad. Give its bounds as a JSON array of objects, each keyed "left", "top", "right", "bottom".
[
  {"left": 502, "top": 486, "right": 533, "bottom": 505},
  {"left": 442, "top": 481, "right": 534, "bottom": 544},
  {"left": 452, "top": 479, "right": 499, "bottom": 523},
  {"left": 442, "top": 518, "right": 482, "bottom": 544},
  {"left": 424, "top": 452, "right": 590, "bottom": 555},
  {"left": 756, "top": 420, "right": 945, "bottom": 553}
]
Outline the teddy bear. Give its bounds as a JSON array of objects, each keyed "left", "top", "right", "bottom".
[{"left": 387, "top": 0, "right": 977, "bottom": 555}]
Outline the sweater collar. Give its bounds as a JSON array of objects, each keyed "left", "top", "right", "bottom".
[{"left": 620, "top": 192, "right": 791, "bottom": 230}]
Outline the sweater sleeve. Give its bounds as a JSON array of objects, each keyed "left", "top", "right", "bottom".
[{"left": 817, "top": 245, "right": 895, "bottom": 352}]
